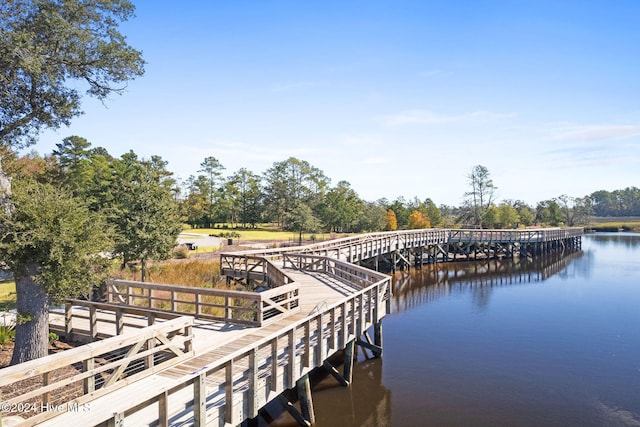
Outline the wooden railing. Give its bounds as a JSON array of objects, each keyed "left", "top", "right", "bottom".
[
  {"left": 220, "top": 254, "right": 296, "bottom": 288},
  {"left": 448, "top": 227, "right": 584, "bottom": 243},
  {"left": 222, "top": 228, "right": 582, "bottom": 261},
  {"left": 221, "top": 229, "right": 451, "bottom": 259},
  {"left": 106, "top": 279, "right": 299, "bottom": 327},
  {"left": 85, "top": 272, "right": 392, "bottom": 426},
  {"left": 0, "top": 316, "right": 193, "bottom": 425},
  {"left": 49, "top": 299, "right": 182, "bottom": 342},
  {"left": 284, "top": 253, "right": 391, "bottom": 291}
]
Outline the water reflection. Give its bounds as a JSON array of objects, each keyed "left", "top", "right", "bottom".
[
  {"left": 262, "top": 356, "right": 391, "bottom": 427},
  {"left": 312, "top": 358, "right": 391, "bottom": 427},
  {"left": 304, "top": 234, "right": 640, "bottom": 427},
  {"left": 588, "top": 231, "right": 640, "bottom": 249},
  {"left": 391, "top": 250, "right": 588, "bottom": 314}
]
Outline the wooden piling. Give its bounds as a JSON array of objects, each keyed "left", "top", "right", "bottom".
[{"left": 297, "top": 374, "right": 315, "bottom": 425}]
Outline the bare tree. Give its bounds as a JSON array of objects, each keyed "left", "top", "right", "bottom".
[{"left": 464, "top": 165, "right": 497, "bottom": 228}]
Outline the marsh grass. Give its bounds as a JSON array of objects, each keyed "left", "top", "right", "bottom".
[
  {"left": 110, "top": 260, "right": 259, "bottom": 320},
  {"left": 587, "top": 217, "right": 640, "bottom": 232},
  {"left": 112, "top": 259, "right": 226, "bottom": 288}
]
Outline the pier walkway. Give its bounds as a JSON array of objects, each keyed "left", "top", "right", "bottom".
[{"left": 0, "top": 228, "right": 582, "bottom": 427}]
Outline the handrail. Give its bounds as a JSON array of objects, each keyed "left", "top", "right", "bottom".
[
  {"left": 221, "top": 227, "right": 583, "bottom": 259},
  {"left": 0, "top": 316, "right": 194, "bottom": 424},
  {"left": 106, "top": 278, "right": 299, "bottom": 327},
  {"left": 72, "top": 271, "right": 392, "bottom": 426},
  {"left": 49, "top": 299, "right": 181, "bottom": 342},
  {"left": 283, "top": 253, "right": 389, "bottom": 289}
]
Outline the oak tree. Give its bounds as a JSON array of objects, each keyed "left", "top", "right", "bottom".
[
  {"left": 0, "top": 180, "right": 112, "bottom": 364},
  {"left": 0, "top": 0, "right": 143, "bottom": 363}
]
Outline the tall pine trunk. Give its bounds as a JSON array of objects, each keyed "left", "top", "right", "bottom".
[{"left": 10, "top": 263, "right": 50, "bottom": 365}]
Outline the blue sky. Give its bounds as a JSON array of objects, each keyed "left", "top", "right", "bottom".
[{"left": 35, "top": 0, "right": 640, "bottom": 206}]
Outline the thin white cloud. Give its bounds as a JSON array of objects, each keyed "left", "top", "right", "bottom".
[
  {"left": 382, "top": 109, "right": 516, "bottom": 126},
  {"left": 550, "top": 124, "right": 640, "bottom": 142}
]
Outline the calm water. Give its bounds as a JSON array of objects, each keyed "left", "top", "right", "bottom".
[{"left": 271, "top": 233, "right": 640, "bottom": 426}]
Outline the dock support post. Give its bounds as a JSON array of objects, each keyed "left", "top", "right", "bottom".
[
  {"left": 344, "top": 339, "right": 355, "bottom": 384},
  {"left": 374, "top": 321, "right": 383, "bottom": 357},
  {"left": 297, "top": 374, "right": 315, "bottom": 425}
]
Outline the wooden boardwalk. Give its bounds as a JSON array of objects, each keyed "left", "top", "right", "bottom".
[{"left": 0, "top": 228, "right": 582, "bottom": 427}]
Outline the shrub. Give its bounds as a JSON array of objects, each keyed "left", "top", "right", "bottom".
[
  {"left": 0, "top": 320, "right": 16, "bottom": 348},
  {"left": 173, "top": 245, "right": 189, "bottom": 259},
  {"left": 48, "top": 332, "right": 59, "bottom": 345}
]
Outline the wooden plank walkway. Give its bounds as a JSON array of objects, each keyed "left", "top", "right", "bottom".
[{"left": 37, "top": 268, "right": 377, "bottom": 426}]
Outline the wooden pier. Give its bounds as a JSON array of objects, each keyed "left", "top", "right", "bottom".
[{"left": 0, "top": 228, "right": 582, "bottom": 426}]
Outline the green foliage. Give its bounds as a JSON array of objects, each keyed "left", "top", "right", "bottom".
[
  {"left": 285, "top": 203, "right": 321, "bottom": 243},
  {"left": 591, "top": 187, "right": 640, "bottom": 217},
  {"left": 387, "top": 197, "right": 410, "bottom": 228},
  {"left": 320, "top": 181, "right": 363, "bottom": 232},
  {"left": 217, "top": 231, "right": 241, "bottom": 238},
  {"left": 172, "top": 246, "right": 189, "bottom": 259},
  {"left": 356, "top": 202, "right": 387, "bottom": 232},
  {"left": 0, "top": 0, "right": 145, "bottom": 148},
  {"left": 48, "top": 332, "right": 58, "bottom": 345},
  {"left": 224, "top": 168, "right": 263, "bottom": 228},
  {"left": 536, "top": 199, "right": 564, "bottom": 226},
  {"left": 424, "top": 198, "right": 443, "bottom": 227},
  {"left": 108, "top": 152, "right": 182, "bottom": 279},
  {"left": 0, "top": 180, "right": 113, "bottom": 304},
  {"left": 15, "top": 312, "right": 32, "bottom": 325},
  {"left": 263, "top": 157, "right": 329, "bottom": 228},
  {"left": 198, "top": 156, "right": 225, "bottom": 227},
  {"left": 0, "top": 321, "right": 16, "bottom": 348}
]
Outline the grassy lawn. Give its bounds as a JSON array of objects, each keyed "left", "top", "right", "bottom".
[{"left": 0, "top": 280, "right": 16, "bottom": 311}]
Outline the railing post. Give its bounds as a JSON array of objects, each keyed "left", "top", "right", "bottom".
[
  {"left": 145, "top": 336, "right": 155, "bottom": 369},
  {"left": 65, "top": 302, "right": 73, "bottom": 341},
  {"left": 158, "top": 391, "right": 169, "bottom": 427},
  {"left": 330, "top": 308, "right": 336, "bottom": 350},
  {"left": 248, "top": 348, "right": 258, "bottom": 419},
  {"left": 89, "top": 305, "right": 97, "bottom": 340},
  {"left": 225, "top": 360, "right": 234, "bottom": 424},
  {"left": 288, "top": 329, "right": 296, "bottom": 388},
  {"left": 116, "top": 307, "right": 124, "bottom": 335},
  {"left": 83, "top": 358, "right": 95, "bottom": 394},
  {"left": 147, "top": 312, "right": 156, "bottom": 326},
  {"left": 107, "top": 412, "right": 124, "bottom": 427},
  {"left": 193, "top": 373, "right": 206, "bottom": 426},
  {"left": 184, "top": 325, "right": 193, "bottom": 353},
  {"left": 42, "top": 372, "right": 50, "bottom": 405},
  {"left": 304, "top": 321, "right": 311, "bottom": 368},
  {"left": 271, "top": 338, "right": 279, "bottom": 392},
  {"left": 126, "top": 284, "right": 132, "bottom": 305},
  {"left": 316, "top": 314, "right": 324, "bottom": 366}
]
